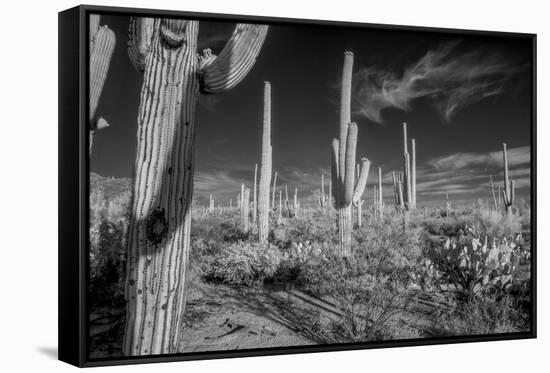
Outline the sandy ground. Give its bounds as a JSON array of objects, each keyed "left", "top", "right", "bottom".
[{"left": 179, "top": 281, "right": 338, "bottom": 352}]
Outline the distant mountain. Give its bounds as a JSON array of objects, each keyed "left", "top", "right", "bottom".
[{"left": 90, "top": 173, "right": 132, "bottom": 200}]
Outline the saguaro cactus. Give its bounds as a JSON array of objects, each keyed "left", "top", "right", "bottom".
[
  {"left": 257, "top": 82, "right": 272, "bottom": 245},
  {"left": 89, "top": 14, "right": 115, "bottom": 156},
  {"left": 400, "top": 123, "right": 417, "bottom": 210},
  {"left": 489, "top": 175, "right": 498, "bottom": 210},
  {"left": 377, "top": 167, "right": 383, "bottom": 219},
  {"left": 502, "top": 143, "right": 515, "bottom": 215},
  {"left": 241, "top": 186, "right": 250, "bottom": 233},
  {"left": 411, "top": 139, "right": 417, "bottom": 209},
  {"left": 331, "top": 52, "right": 370, "bottom": 257},
  {"left": 272, "top": 171, "right": 278, "bottom": 209},
  {"left": 294, "top": 187, "right": 300, "bottom": 217},
  {"left": 253, "top": 163, "right": 258, "bottom": 223},
  {"left": 321, "top": 174, "right": 326, "bottom": 208},
  {"left": 123, "top": 18, "right": 268, "bottom": 356}
]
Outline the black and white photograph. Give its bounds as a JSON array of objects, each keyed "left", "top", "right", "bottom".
[{"left": 85, "top": 9, "right": 534, "bottom": 362}]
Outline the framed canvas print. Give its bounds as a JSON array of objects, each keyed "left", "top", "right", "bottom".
[{"left": 58, "top": 4, "right": 536, "bottom": 367}]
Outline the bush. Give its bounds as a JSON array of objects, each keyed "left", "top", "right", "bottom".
[
  {"left": 206, "top": 241, "right": 282, "bottom": 286},
  {"left": 434, "top": 290, "right": 530, "bottom": 335}
]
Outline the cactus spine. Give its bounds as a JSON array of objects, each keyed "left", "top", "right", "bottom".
[
  {"left": 502, "top": 143, "right": 515, "bottom": 215},
  {"left": 331, "top": 51, "right": 370, "bottom": 256},
  {"left": 89, "top": 15, "right": 115, "bottom": 156},
  {"left": 123, "top": 18, "right": 267, "bottom": 356},
  {"left": 257, "top": 82, "right": 272, "bottom": 245}
]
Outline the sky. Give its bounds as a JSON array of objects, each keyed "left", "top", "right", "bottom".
[{"left": 91, "top": 14, "right": 533, "bottom": 207}]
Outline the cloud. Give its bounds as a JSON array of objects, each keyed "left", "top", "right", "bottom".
[
  {"left": 353, "top": 42, "right": 526, "bottom": 123},
  {"left": 427, "top": 146, "right": 530, "bottom": 170}
]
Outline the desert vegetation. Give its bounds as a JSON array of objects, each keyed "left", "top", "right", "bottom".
[{"left": 88, "top": 16, "right": 532, "bottom": 359}]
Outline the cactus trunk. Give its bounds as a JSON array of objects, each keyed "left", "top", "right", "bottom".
[
  {"left": 378, "top": 167, "right": 383, "bottom": 219},
  {"left": 411, "top": 138, "right": 416, "bottom": 209},
  {"left": 502, "top": 143, "right": 515, "bottom": 215},
  {"left": 321, "top": 174, "right": 325, "bottom": 207},
  {"left": 253, "top": 163, "right": 258, "bottom": 223},
  {"left": 242, "top": 187, "right": 250, "bottom": 233},
  {"left": 272, "top": 171, "right": 277, "bottom": 209},
  {"left": 257, "top": 82, "right": 272, "bottom": 245},
  {"left": 123, "top": 19, "right": 267, "bottom": 356},
  {"left": 294, "top": 187, "right": 299, "bottom": 217}
]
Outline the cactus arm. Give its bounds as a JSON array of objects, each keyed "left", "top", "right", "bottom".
[
  {"left": 89, "top": 14, "right": 100, "bottom": 51},
  {"left": 503, "top": 143, "right": 510, "bottom": 200},
  {"left": 343, "top": 123, "right": 358, "bottom": 205},
  {"left": 510, "top": 180, "right": 515, "bottom": 205},
  {"left": 502, "top": 188, "right": 509, "bottom": 205},
  {"left": 392, "top": 171, "right": 399, "bottom": 206},
  {"left": 271, "top": 171, "right": 278, "bottom": 209},
  {"left": 404, "top": 152, "right": 412, "bottom": 209},
  {"left": 338, "top": 52, "right": 354, "bottom": 192},
  {"left": 128, "top": 17, "right": 155, "bottom": 72},
  {"left": 331, "top": 138, "right": 340, "bottom": 204},
  {"left": 352, "top": 158, "right": 371, "bottom": 203},
  {"left": 90, "top": 25, "right": 116, "bottom": 120},
  {"left": 200, "top": 24, "right": 268, "bottom": 94}
]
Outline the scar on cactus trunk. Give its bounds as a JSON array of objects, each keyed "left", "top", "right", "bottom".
[
  {"left": 330, "top": 51, "right": 370, "bottom": 257},
  {"left": 123, "top": 18, "right": 267, "bottom": 356}
]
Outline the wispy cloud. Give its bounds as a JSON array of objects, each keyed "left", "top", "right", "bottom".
[
  {"left": 353, "top": 42, "right": 526, "bottom": 123},
  {"left": 427, "top": 146, "right": 530, "bottom": 170}
]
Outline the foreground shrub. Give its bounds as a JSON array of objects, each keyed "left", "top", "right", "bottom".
[
  {"left": 206, "top": 241, "right": 282, "bottom": 286},
  {"left": 434, "top": 290, "right": 530, "bottom": 335}
]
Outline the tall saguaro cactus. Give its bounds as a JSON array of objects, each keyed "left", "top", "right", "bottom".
[
  {"left": 257, "top": 82, "right": 272, "bottom": 245},
  {"left": 331, "top": 52, "right": 370, "bottom": 257},
  {"left": 502, "top": 143, "right": 515, "bottom": 215},
  {"left": 89, "top": 14, "right": 115, "bottom": 155},
  {"left": 123, "top": 18, "right": 268, "bottom": 356},
  {"left": 253, "top": 163, "right": 258, "bottom": 223}
]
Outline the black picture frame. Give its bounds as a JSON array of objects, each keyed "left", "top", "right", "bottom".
[{"left": 58, "top": 4, "right": 537, "bottom": 367}]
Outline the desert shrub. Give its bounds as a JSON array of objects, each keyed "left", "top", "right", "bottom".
[
  {"left": 89, "top": 220, "right": 128, "bottom": 307},
  {"left": 434, "top": 290, "right": 530, "bottom": 335},
  {"left": 296, "top": 253, "right": 413, "bottom": 342},
  {"left": 353, "top": 218, "right": 423, "bottom": 280},
  {"left": 470, "top": 208, "right": 522, "bottom": 239},
  {"left": 271, "top": 210, "right": 337, "bottom": 249},
  {"left": 89, "top": 187, "right": 131, "bottom": 308},
  {"left": 206, "top": 241, "right": 282, "bottom": 286}
]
